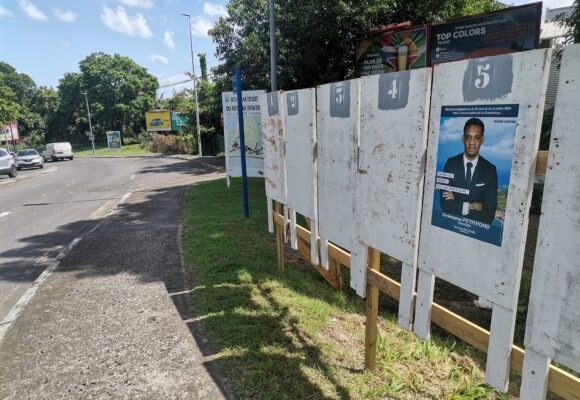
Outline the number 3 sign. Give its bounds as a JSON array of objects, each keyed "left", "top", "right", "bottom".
[{"left": 463, "top": 55, "right": 513, "bottom": 101}]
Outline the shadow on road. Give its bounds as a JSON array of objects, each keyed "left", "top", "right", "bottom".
[{"left": 1, "top": 158, "right": 350, "bottom": 399}]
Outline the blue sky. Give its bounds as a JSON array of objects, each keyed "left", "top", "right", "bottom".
[
  {"left": 0, "top": 0, "right": 574, "bottom": 99},
  {"left": 0, "top": 0, "right": 228, "bottom": 98}
]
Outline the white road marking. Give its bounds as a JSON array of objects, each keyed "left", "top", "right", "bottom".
[
  {"left": 0, "top": 238, "right": 82, "bottom": 343},
  {"left": 0, "top": 191, "right": 134, "bottom": 344},
  {"left": 0, "top": 212, "right": 12, "bottom": 218},
  {"left": 0, "top": 166, "right": 57, "bottom": 188},
  {"left": 130, "top": 174, "right": 135, "bottom": 181}
]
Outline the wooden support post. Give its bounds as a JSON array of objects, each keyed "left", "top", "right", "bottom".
[
  {"left": 289, "top": 209, "right": 298, "bottom": 250},
  {"left": 486, "top": 304, "right": 517, "bottom": 392},
  {"left": 365, "top": 247, "right": 380, "bottom": 371},
  {"left": 330, "top": 257, "right": 344, "bottom": 290},
  {"left": 267, "top": 197, "right": 274, "bottom": 233},
  {"left": 520, "top": 348, "right": 551, "bottom": 400},
  {"left": 413, "top": 269, "right": 435, "bottom": 340},
  {"left": 398, "top": 262, "right": 416, "bottom": 331},
  {"left": 275, "top": 202, "right": 284, "bottom": 272}
]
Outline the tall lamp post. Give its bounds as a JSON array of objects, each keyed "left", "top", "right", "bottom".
[
  {"left": 181, "top": 13, "right": 203, "bottom": 156},
  {"left": 80, "top": 91, "right": 95, "bottom": 155}
]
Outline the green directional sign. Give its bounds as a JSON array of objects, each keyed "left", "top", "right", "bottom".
[{"left": 171, "top": 111, "right": 188, "bottom": 131}]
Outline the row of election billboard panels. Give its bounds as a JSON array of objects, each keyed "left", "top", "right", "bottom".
[
  {"left": 356, "top": 2, "right": 541, "bottom": 76},
  {"left": 145, "top": 110, "right": 189, "bottom": 132},
  {"left": 220, "top": 2, "right": 543, "bottom": 183},
  {"left": 259, "top": 45, "right": 580, "bottom": 397}
]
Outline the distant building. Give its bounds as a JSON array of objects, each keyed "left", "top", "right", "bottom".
[{"left": 545, "top": 6, "right": 574, "bottom": 22}]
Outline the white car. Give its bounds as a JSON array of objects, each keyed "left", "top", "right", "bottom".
[
  {"left": 16, "top": 149, "right": 43, "bottom": 170},
  {"left": 42, "top": 142, "right": 73, "bottom": 161},
  {"left": 0, "top": 148, "right": 17, "bottom": 178}
]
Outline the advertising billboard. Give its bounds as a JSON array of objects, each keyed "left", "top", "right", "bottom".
[
  {"left": 106, "top": 131, "right": 122, "bottom": 149},
  {"left": 1, "top": 122, "right": 19, "bottom": 142},
  {"left": 357, "top": 25, "right": 430, "bottom": 76},
  {"left": 431, "top": 3, "right": 541, "bottom": 64},
  {"left": 146, "top": 111, "right": 171, "bottom": 132},
  {"left": 222, "top": 90, "right": 265, "bottom": 179},
  {"left": 171, "top": 112, "right": 188, "bottom": 131}
]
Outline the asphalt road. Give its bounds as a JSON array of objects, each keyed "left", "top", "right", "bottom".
[{"left": 0, "top": 156, "right": 217, "bottom": 323}]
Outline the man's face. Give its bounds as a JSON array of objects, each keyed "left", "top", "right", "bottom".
[{"left": 462, "top": 125, "right": 484, "bottom": 160}]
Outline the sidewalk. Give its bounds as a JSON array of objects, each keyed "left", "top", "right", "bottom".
[{"left": 0, "top": 168, "right": 231, "bottom": 399}]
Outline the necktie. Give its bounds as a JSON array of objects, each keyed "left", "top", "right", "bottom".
[{"left": 466, "top": 162, "right": 473, "bottom": 187}]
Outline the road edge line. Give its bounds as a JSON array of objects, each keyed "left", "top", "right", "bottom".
[
  {"left": 0, "top": 191, "right": 133, "bottom": 345},
  {"left": 0, "top": 237, "right": 82, "bottom": 343}
]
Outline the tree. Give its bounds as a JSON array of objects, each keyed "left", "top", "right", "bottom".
[
  {"left": 564, "top": 0, "right": 580, "bottom": 43},
  {"left": 51, "top": 53, "right": 159, "bottom": 144},
  {"left": 199, "top": 53, "right": 209, "bottom": 81},
  {"left": 209, "top": 0, "right": 504, "bottom": 91},
  {"left": 0, "top": 81, "right": 20, "bottom": 126}
]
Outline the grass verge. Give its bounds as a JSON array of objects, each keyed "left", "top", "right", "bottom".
[
  {"left": 74, "top": 143, "right": 156, "bottom": 157},
  {"left": 183, "top": 177, "right": 521, "bottom": 399}
]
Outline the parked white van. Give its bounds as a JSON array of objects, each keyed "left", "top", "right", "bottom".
[{"left": 42, "top": 142, "right": 73, "bottom": 161}]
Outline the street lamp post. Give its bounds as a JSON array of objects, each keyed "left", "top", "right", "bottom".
[
  {"left": 81, "top": 92, "right": 95, "bottom": 155},
  {"left": 181, "top": 13, "right": 203, "bottom": 156}
]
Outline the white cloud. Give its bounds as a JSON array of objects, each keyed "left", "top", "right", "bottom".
[
  {"left": 163, "top": 31, "right": 175, "bottom": 50},
  {"left": 53, "top": 8, "right": 76, "bottom": 22},
  {"left": 203, "top": 2, "right": 227, "bottom": 17},
  {"left": 62, "top": 42, "right": 71, "bottom": 47},
  {"left": 119, "top": 0, "right": 155, "bottom": 9},
  {"left": 439, "top": 117, "right": 465, "bottom": 143},
  {"left": 148, "top": 54, "right": 169, "bottom": 64},
  {"left": 481, "top": 136, "right": 515, "bottom": 158},
  {"left": 101, "top": 5, "right": 153, "bottom": 38},
  {"left": 191, "top": 16, "right": 213, "bottom": 37},
  {"left": 0, "top": 6, "right": 14, "bottom": 18},
  {"left": 18, "top": 0, "right": 48, "bottom": 21}
]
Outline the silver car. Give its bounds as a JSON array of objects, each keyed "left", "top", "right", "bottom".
[
  {"left": 0, "top": 148, "right": 17, "bottom": 177},
  {"left": 16, "top": 149, "right": 43, "bottom": 170}
]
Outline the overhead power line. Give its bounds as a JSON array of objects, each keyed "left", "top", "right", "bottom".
[{"left": 157, "top": 78, "right": 193, "bottom": 88}]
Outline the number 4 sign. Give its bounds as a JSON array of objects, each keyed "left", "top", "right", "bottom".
[{"left": 378, "top": 71, "right": 410, "bottom": 110}]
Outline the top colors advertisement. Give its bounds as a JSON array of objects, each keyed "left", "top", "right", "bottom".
[{"left": 431, "top": 3, "right": 541, "bottom": 64}]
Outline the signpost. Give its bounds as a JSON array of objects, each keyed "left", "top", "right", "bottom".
[{"left": 234, "top": 66, "right": 250, "bottom": 218}]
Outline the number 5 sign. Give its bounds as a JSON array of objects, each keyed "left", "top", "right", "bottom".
[{"left": 463, "top": 56, "right": 514, "bottom": 101}]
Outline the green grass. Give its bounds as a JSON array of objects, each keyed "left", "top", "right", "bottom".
[
  {"left": 73, "top": 143, "right": 156, "bottom": 157},
  {"left": 182, "top": 178, "right": 521, "bottom": 399}
]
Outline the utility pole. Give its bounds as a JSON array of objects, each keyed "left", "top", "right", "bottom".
[
  {"left": 181, "top": 13, "right": 203, "bottom": 156},
  {"left": 81, "top": 92, "right": 95, "bottom": 155},
  {"left": 269, "top": 0, "right": 278, "bottom": 92}
]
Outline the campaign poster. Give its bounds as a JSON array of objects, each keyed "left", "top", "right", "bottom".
[
  {"left": 222, "top": 90, "right": 265, "bottom": 178},
  {"left": 431, "top": 3, "right": 541, "bottom": 64},
  {"left": 106, "top": 131, "right": 122, "bottom": 149},
  {"left": 356, "top": 26, "right": 430, "bottom": 76},
  {"left": 431, "top": 104, "right": 519, "bottom": 246}
]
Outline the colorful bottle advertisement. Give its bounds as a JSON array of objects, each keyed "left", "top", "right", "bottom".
[{"left": 356, "top": 25, "right": 430, "bottom": 76}]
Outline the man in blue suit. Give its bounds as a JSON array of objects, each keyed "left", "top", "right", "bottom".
[{"left": 440, "top": 118, "right": 498, "bottom": 224}]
